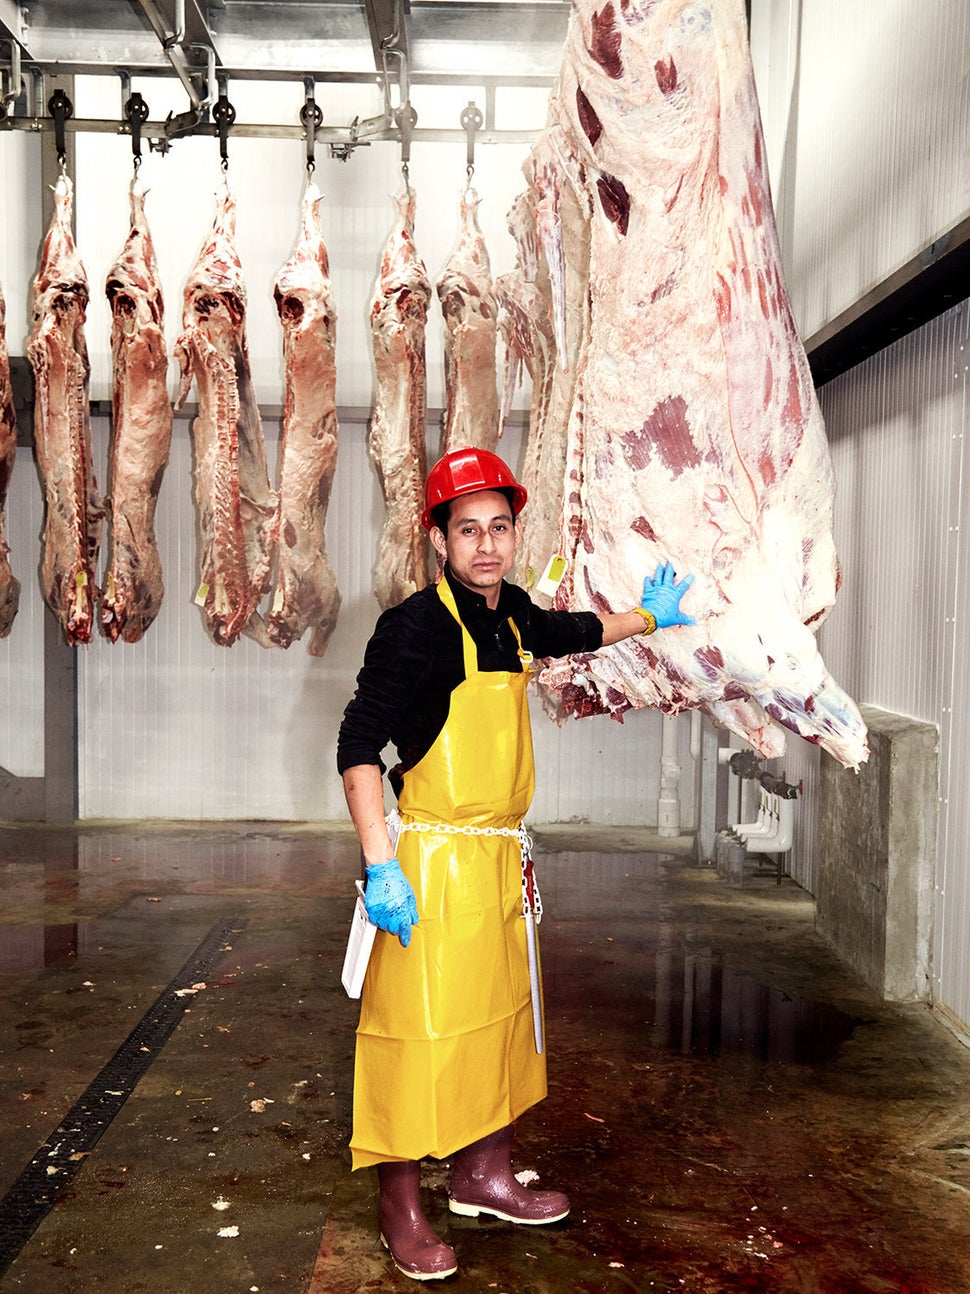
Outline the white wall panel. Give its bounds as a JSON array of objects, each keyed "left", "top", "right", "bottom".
[
  {"left": 814, "top": 301, "right": 969, "bottom": 1031},
  {"left": 0, "top": 446, "right": 45, "bottom": 778},
  {"left": 75, "top": 402, "right": 686, "bottom": 827},
  {"left": 0, "top": 132, "right": 46, "bottom": 779},
  {"left": 0, "top": 129, "right": 41, "bottom": 349},
  {"left": 751, "top": 0, "right": 970, "bottom": 340},
  {"left": 764, "top": 739, "right": 819, "bottom": 897},
  {"left": 533, "top": 703, "right": 662, "bottom": 828},
  {"left": 79, "top": 414, "right": 372, "bottom": 821}
]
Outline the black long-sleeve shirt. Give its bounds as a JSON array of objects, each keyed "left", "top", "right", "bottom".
[{"left": 336, "top": 566, "right": 604, "bottom": 789}]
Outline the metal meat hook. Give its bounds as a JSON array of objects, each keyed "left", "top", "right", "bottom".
[
  {"left": 213, "top": 87, "right": 236, "bottom": 172},
  {"left": 124, "top": 90, "right": 150, "bottom": 171},
  {"left": 48, "top": 88, "right": 73, "bottom": 169},
  {"left": 461, "top": 100, "right": 483, "bottom": 188},
  {"left": 301, "top": 78, "right": 322, "bottom": 177},
  {"left": 396, "top": 102, "right": 417, "bottom": 193}
]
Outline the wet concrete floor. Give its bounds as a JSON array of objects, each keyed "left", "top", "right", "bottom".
[{"left": 0, "top": 821, "right": 969, "bottom": 1293}]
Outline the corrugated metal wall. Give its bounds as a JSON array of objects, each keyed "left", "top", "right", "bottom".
[
  {"left": 814, "top": 302, "right": 970, "bottom": 1028},
  {"left": 748, "top": 0, "right": 970, "bottom": 1034}
]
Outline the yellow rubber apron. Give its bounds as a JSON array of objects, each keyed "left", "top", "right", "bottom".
[{"left": 351, "top": 576, "right": 545, "bottom": 1169}]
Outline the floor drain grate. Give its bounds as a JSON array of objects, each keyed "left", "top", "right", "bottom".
[{"left": 0, "top": 916, "right": 248, "bottom": 1277}]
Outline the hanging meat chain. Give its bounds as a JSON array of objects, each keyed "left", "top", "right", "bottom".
[
  {"left": 268, "top": 180, "right": 341, "bottom": 656},
  {"left": 519, "top": 0, "right": 868, "bottom": 769},
  {"left": 368, "top": 185, "right": 432, "bottom": 610},
  {"left": 174, "top": 184, "right": 277, "bottom": 647},
  {"left": 101, "top": 175, "right": 173, "bottom": 644},
  {"left": 27, "top": 175, "right": 104, "bottom": 646},
  {"left": 0, "top": 278, "right": 21, "bottom": 638},
  {"left": 436, "top": 187, "right": 500, "bottom": 456}
]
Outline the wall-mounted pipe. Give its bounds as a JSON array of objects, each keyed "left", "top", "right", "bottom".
[
  {"left": 740, "top": 796, "right": 795, "bottom": 855},
  {"left": 689, "top": 710, "right": 701, "bottom": 762},
  {"left": 2, "top": 38, "right": 21, "bottom": 116},
  {"left": 657, "top": 715, "right": 681, "bottom": 838}
]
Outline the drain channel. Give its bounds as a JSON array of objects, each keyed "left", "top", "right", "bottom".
[{"left": 0, "top": 916, "right": 248, "bottom": 1277}]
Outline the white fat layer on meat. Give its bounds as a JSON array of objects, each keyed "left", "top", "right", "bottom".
[{"left": 514, "top": 0, "right": 868, "bottom": 769}]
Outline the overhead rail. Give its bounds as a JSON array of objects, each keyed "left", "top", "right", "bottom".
[
  {"left": 0, "top": 0, "right": 563, "bottom": 86},
  {"left": 0, "top": 86, "right": 542, "bottom": 151},
  {"left": 0, "top": 0, "right": 550, "bottom": 154}
]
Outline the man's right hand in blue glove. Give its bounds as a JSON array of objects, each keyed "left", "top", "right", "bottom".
[{"left": 365, "top": 859, "right": 419, "bottom": 947}]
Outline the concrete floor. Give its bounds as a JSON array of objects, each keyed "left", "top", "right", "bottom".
[{"left": 0, "top": 823, "right": 969, "bottom": 1293}]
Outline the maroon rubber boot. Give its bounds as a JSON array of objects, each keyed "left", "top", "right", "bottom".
[
  {"left": 377, "top": 1160, "right": 458, "bottom": 1281},
  {"left": 448, "top": 1125, "right": 570, "bottom": 1224}
]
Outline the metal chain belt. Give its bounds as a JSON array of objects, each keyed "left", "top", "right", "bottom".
[{"left": 398, "top": 820, "right": 542, "bottom": 922}]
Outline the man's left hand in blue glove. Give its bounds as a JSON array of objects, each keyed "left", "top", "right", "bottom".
[
  {"left": 640, "top": 562, "right": 696, "bottom": 629},
  {"left": 586, "top": 558, "right": 699, "bottom": 645}
]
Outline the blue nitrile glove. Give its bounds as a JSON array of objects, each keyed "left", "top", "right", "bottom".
[
  {"left": 364, "top": 858, "right": 419, "bottom": 948},
  {"left": 641, "top": 562, "right": 696, "bottom": 628}
]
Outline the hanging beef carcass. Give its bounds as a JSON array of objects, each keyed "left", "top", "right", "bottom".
[
  {"left": 175, "top": 184, "right": 277, "bottom": 646},
  {"left": 268, "top": 180, "right": 341, "bottom": 655},
  {"left": 521, "top": 0, "right": 867, "bottom": 769},
  {"left": 369, "top": 186, "right": 432, "bottom": 609},
  {"left": 495, "top": 260, "right": 556, "bottom": 564},
  {"left": 498, "top": 178, "right": 590, "bottom": 594},
  {"left": 0, "top": 279, "right": 21, "bottom": 637},
  {"left": 27, "top": 175, "right": 104, "bottom": 645},
  {"left": 436, "top": 187, "right": 500, "bottom": 455},
  {"left": 101, "top": 175, "right": 173, "bottom": 643}
]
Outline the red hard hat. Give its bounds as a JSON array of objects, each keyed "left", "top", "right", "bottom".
[{"left": 421, "top": 447, "right": 528, "bottom": 530}]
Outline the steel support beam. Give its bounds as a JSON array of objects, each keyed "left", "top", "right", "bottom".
[
  {"left": 807, "top": 214, "right": 970, "bottom": 386},
  {"left": 136, "top": 0, "right": 220, "bottom": 61},
  {"left": 363, "top": 0, "right": 409, "bottom": 72},
  {"left": 0, "top": 0, "right": 27, "bottom": 49}
]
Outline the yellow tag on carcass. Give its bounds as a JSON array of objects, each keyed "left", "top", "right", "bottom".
[
  {"left": 536, "top": 554, "right": 566, "bottom": 598},
  {"left": 194, "top": 582, "right": 209, "bottom": 607},
  {"left": 75, "top": 571, "right": 87, "bottom": 588}
]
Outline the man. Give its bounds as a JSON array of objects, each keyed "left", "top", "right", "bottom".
[{"left": 337, "top": 447, "right": 694, "bottom": 1281}]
